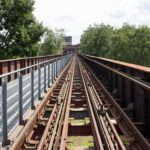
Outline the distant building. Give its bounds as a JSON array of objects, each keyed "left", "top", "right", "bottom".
[
  {"left": 64, "top": 36, "right": 72, "bottom": 46},
  {"left": 63, "top": 44, "right": 80, "bottom": 54},
  {"left": 63, "top": 36, "right": 80, "bottom": 54}
]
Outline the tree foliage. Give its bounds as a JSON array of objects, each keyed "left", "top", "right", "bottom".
[
  {"left": 0, "top": 0, "right": 45, "bottom": 59},
  {"left": 80, "top": 24, "right": 113, "bottom": 56},
  {"left": 80, "top": 23, "right": 150, "bottom": 66},
  {"left": 39, "top": 28, "right": 65, "bottom": 55}
]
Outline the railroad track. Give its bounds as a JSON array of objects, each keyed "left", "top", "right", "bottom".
[
  {"left": 79, "top": 62, "right": 125, "bottom": 150},
  {"left": 79, "top": 58, "right": 150, "bottom": 150},
  {"left": 9, "top": 55, "right": 150, "bottom": 150},
  {"left": 9, "top": 55, "right": 74, "bottom": 150}
]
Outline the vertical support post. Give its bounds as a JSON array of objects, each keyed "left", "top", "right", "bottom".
[
  {"left": 61, "top": 57, "right": 62, "bottom": 71},
  {"left": 19, "top": 74, "right": 24, "bottom": 124},
  {"left": 52, "top": 61, "right": 54, "bottom": 83},
  {"left": 2, "top": 79, "right": 10, "bottom": 146},
  {"left": 60, "top": 57, "right": 64, "bottom": 71},
  {"left": 48, "top": 62, "right": 50, "bottom": 87},
  {"left": 59, "top": 57, "right": 62, "bottom": 73},
  {"left": 108, "top": 70, "right": 113, "bottom": 91},
  {"left": 66, "top": 55, "right": 68, "bottom": 64},
  {"left": 44, "top": 64, "right": 47, "bottom": 92},
  {"left": 14, "top": 61, "right": 17, "bottom": 79},
  {"left": 54, "top": 60, "right": 56, "bottom": 80},
  {"left": 8, "top": 62, "right": 11, "bottom": 82},
  {"left": 65, "top": 55, "right": 67, "bottom": 65},
  {"left": 68, "top": 54, "right": 69, "bottom": 62},
  {"left": 0, "top": 77, "right": 2, "bottom": 87},
  {"left": 56, "top": 59, "right": 58, "bottom": 77},
  {"left": 0, "top": 63, "right": 2, "bottom": 86},
  {"left": 38, "top": 65, "right": 41, "bottom": 100},
  {"left": 64, "top": 56, "right": 65, "bottom": 66},
  {"left": 57, "top": 59, "right": 59, "bottom": 75},
  {"left": 59, "top": 57, "right": 62, "bottom": 74},
  {"left": 64, "top": 56, "right": 66, "bottom": 66},
  {"left": 59, "top": 58, "right": 61, "bottom": 74},
  {"left": 31, "top": 68, "right": 35, "bottom": 109},
  {"left": 63, "top": 56, "right": 65, "bottom": 68},
  {"left": 58, "top": 58, "right": 60, "bottom": 75},
  {"left": 144, "top": 90, "right": 150, "bottom": 138}
]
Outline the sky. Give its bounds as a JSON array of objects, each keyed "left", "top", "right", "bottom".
[{"left": 33, "top": 0, "right": 150, "bottom": 44}]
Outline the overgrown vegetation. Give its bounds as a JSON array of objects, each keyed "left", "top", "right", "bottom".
[
  {"left": 0, "top": 0, "right": 45, "bottom": 59},
  {"left": 67, "top": 136, "right": 94, "bottom": 147},
  {"left": 80, "top": 23, "right": 150, "bottom": 67},
  {"left": 0, "top": 0, "right": 65, "bottom": 59},
  {"left": 1, "top": 0, "right": 150, "bottom": 66},
  {"left": 39, "top": 28, "right": 65, "bottom": 55}
]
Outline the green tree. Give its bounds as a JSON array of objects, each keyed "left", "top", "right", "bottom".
[
  {"left": 110, "top": 24, "right": 136, "bottom": 61},
  {"left": 39, "top": 28, "right": 65, "bottom": 55},
  {"left": 0, "top": 0, "right": 45, "bottom": 59},
  {"left": 132, "top": 25, "right": 150, "bottom": 66},
  {"left": 55, "top": 28, "right": 65, "bottom": 54},
  {"left": 39, "top": 29, "right": 57, "bottom": 55},
  {"left": 80, "top": 24, "right": 113, "bottom": 57},
  {"left": 80, "top": 23, "right": 150, "bottom": 67}
]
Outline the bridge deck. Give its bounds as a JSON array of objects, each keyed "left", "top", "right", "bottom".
[{"left": 0, "top": 54, "right": 150, "bottom": 150}]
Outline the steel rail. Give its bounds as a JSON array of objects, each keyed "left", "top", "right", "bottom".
[
  {"left": 51, "top": 81, "right": 70, "bottom": 149},
  {"left": 38, "top": 75, "right": 71, "bottom": 149},
  {"left": 36, "top": 56, "right": 75, "bottom": 150},
  {"left": 86, "top": 71, "right": 125, "bottom": 150},
  {"left": 79, "top": 61, "right": 105, "bottom": 150},
  {"left": 79, "top": 61, "right": 126, "bottom": 150},
  {"left": 8, "top": 55, "right": 150, "bottom": 150},
  {"left": 81, "top": 58, "right": 150, "bottom": 150},
  {"left": 59, "top": 58, "right": 75, "bottom": 150},
  {"left": 9, "top": 57, "right": 73, "bottom": 150},
  {"left": 48, "top": 58, "right": 75, "bottom": 150},
  {"left": 36, "top": 103, "right": 58, "bottom": 150},
  {"left": 54, "top": 57, "right": 105, "bottom": 150},
  {"left": 85, "top": 66, "right": 125, "bottom": 149}
]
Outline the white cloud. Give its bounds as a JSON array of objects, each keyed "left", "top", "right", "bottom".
[
  {"left": 56, "top": 16, "right": 75, "bottom": 22},
  {"left": 33, "top": 0, "right": 150, "bottom": 44}
]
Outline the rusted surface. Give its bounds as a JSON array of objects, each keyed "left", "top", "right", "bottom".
[
  {"left": 68, "top": 125, "right": 92, "bottom": 135},
  {"left": 7, "top": 55, "right": 150, "bottom": 150},
  {"left": 84, "top": 54, "right": 150, "bottom": 73},
  {"left": 80, "top": 54, "right": 150, "bottom": 140},
  {"left": 80, "top": 55, "right": 150, "bottom": 150},
  {"left": 79, "top": 61, "right": 125, "bottom": 150},
  {"left": 9, "top": 57, "right": 73, "bottom": 150},
  {"left": 0, "top": 54, "right": 62, "bottom": 82}
]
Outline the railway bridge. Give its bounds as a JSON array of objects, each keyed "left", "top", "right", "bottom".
[{"left": 0, "top": 53, "right": 150, "bottom": 150}]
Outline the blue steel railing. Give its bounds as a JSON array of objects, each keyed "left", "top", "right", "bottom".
[{"left": 0, "top": 54, "right": 72, "bottom": 146}]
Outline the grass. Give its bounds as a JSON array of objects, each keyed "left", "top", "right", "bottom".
[
  {"left": 119, "top": 135, "right": 130, "bottom": 149},
  {"left": 69, "top": 118, "right": 90, "bottom": 125},
  {"left": 67, "top": 136, "right": 94, "bottom": 147}
]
